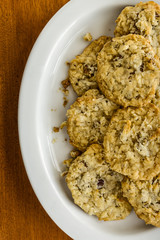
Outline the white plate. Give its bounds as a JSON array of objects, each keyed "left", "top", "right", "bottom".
[{"left": 18, "top": 0, "right": 160, "bottom": 239}]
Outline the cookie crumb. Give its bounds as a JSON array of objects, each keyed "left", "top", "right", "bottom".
[
  {"left": 83, "top": 33, "right": 93, "bottom": 41},
  {"left": 64, "top": 89, "right": 69, "bottom": 96},
  {"left": 61, "top": 78, "right": 70, "bottom": 89},
  {"left": 66, "top": 61, "right": 70, "bottom": 66},
  {"left": 60, "top": 78, "right": 70, "bottom": 107},
  {"left": 60, "top": 121, "right": 67, "bottom": 129},
  {"left": 53, "top": 127, "right": 59, "bottom": 133},
  {"left": 52, "top": 138, "right": 56, "bottom": 144},
  {"left": 51, "top": 108, "right": 57, "bottom": 112},
  {"left": 59, "top": 87, "right": 69, "bottom": 96},
  {"left": 63, "top": 97, "right": 68, "bottom": 107}
]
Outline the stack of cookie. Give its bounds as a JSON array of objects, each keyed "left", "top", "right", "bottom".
[{"left": 64, "top": 1, "right": 160, "bottom": 227}]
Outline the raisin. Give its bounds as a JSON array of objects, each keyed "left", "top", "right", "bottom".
[
  {"left": 83, "top": 64, "right": 90, "bottom": 74},
  {"left": 82, "top": 160, "right": 88, "bottom": 167},
  {"left": 140, "top": 63, "right": 144, "bottom": 72},
  {"left": 97, "top": 179, "right": 104, "bottom": 189}
]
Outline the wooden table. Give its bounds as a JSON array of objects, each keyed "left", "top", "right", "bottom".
[{"left": 0, "top": 1, "right": 72, "bottom": 239}]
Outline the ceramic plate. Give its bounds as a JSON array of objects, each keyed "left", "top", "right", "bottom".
[{"left": 18, "top": 0, "right": 160, "bottom": 239}]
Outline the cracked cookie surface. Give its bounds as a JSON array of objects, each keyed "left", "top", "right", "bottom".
[
  {"left": 66, "top": 144, "right": 132, "bottom": 221},
  {"left": 114, "top": 1, "right": 160, "bottom": 58},
  {"left": 97, "top": 34, "right": 160, "bottom": 107},
  {"left": 67, "top": 89, "right": 118, "bottom": 151},
  {"left": 69, "top": 36, "right": 111, "bottom": 96},
  {"left": 103, "top": 105, "right": 160, "bottom": 180},
  {"left": 122, "top": 175, "right": 160, "bottom": 227}
]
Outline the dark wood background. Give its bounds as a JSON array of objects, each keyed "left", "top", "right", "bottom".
[{"left": 0, "top": 0, "right": 72, "bottom": 239}]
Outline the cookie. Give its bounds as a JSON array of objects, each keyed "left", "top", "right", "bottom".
[
  {"left": 69, "top": 36, "right": 111, "bottom": 96},
  {"left": 66, "top": 144, "right": 132, "bottom": 221},
  {"left": 114, "top": 1, "right": 160, "bottom": 58},
  {"left": 122, "top": 175, "right": 160, "bottom": 227},
  {"left": 67, "top": 89, "right": 118, "bottom": 151},
  {"left": 103, "top": 105, "right": 160, "bottom": 180},
  {"left": 97, "top": 34, "right": 160, "bottom": 107}
]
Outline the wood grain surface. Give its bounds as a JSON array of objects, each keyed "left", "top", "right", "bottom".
[{"left": 0, "top": 0, "right": 72, "bottom": 239}]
